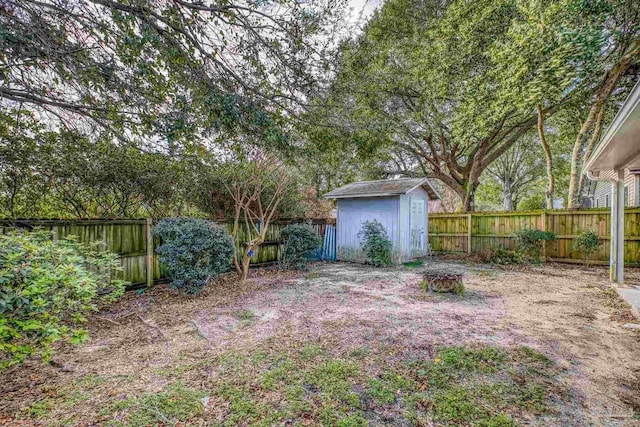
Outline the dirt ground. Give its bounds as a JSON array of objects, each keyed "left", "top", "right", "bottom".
[{"left": 1, "top": 259, "right": 639, "bottom": 426}]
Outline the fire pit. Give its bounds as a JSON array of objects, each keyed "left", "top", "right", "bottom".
[{"left": 421, "top": 272, "right": 464, "bottom": 295}]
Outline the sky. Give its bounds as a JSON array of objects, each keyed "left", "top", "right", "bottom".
[{"left": 347, "top": 0, "right": 381, "bottom": 24}]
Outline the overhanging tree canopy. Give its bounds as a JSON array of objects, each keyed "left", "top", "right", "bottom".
[
  {"left": 308, "top": 0, "right": 639, "bottom": 211},
  {"left": 1, "top": 0, "right": 344, "bottom": 149}
]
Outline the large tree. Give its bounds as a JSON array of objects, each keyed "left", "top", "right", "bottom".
[
  {"left": 1, "top": 0, "right": 344, "bottom": 150},
  {"left": 308, "top": 0, "right": 639, "bottom": 211}
]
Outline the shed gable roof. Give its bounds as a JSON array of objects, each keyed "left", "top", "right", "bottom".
[{"left": 323, "top": 178, "right": 440, "bottom": 200}]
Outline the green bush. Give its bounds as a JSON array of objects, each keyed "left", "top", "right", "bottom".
[
  {"left": 514, "top": 229, "right": 556, "bottom": 262},
  {"left": 572, "top": 230, "right": 601, "bottom": 265},
  {"left": 478, "top": 247, "right": 525, "bottom": 265},
  {"left": 280, "top": 224, "right": 322, "bottom": 269},
  {"left": 153, "top": 218, "right": 234, "bottom": 293},
  {"left": 358, "top": 220, "right": 393, "bottom": 267},
  {"left": 0, "top": 230, "right": 127, "bottom": 369}
]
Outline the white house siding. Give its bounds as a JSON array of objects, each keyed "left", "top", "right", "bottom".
[
  {"left": 336, "top": 196, "right": 400, "bottom": 262},
  {"left": 592, "top": 170, "right": 640, "bottom": 207}
]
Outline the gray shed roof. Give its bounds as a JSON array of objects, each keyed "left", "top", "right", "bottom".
[{"left": 323, "top": 178, "right": 440, "bottom": 200}]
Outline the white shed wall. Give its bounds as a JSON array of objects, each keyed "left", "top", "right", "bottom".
[{"left": 336, "top": 196, "right": 400, "bottom": 262}]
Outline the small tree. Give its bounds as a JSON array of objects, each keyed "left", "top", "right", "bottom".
[
  {"left": 224, "top": 151, "right": 294, "bottom": 281},
  {"left": 280, "top": 224, "right": 322, "bottom": 270},
  {"left": 358, "top": 220, "right": 393, "bottom": 267},
  {"left": 572, "top": 230, "right": 601, "bottom": 266},
  {"left": 0, "top": 230, "right": 126, "bottom": 369},
  {"left": 514, "top": 229, "right": 556, "bottom": 263},
  {"left": 153, "top": 219, "right": 234, "bottom": 293}
]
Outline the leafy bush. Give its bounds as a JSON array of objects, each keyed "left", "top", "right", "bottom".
[
  {"left": 358, "top": 220, "right": 393, "bottom": 267},
  {"left": 514, "top": 229, "right": 556, "bottom": 262},
  {"left": 477, "top": 247, "right": 525, "bottom": 265},
  {"left": 0, "top": 230, "right": 127, "bottom": 369},
  {"left": 280, "top": 224, "right": 322, "bottom": 269},
  {"left": 153, "top": 218, "right": 234, "bottom": 293},
  {"left": 572, "top": 230, "right": 601, "bottom": 265}
]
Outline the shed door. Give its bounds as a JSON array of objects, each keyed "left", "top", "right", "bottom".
[{"left": 410, "top": 197, "right": 426, "bottom": 251}]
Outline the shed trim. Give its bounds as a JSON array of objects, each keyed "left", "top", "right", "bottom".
[{"left": 323, "top": 178, "right": 440, "bottom": 200}]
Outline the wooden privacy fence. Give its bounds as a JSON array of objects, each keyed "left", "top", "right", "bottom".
[
  {"left": 0, "top": 218, "right": 334, "bottom": 287},
  {"left": 428, "top": 209, "right": 640, "bottom": 266}
]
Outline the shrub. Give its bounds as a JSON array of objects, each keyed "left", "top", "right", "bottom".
[
  {"left": 0, "top": 230, "right": 127, "bottom": 369},
  {"left": 572, "top": 230, "right": 601, "bottom": 265},
  {"left": 153, "top": 219, "right": 235, "bottom": 293},
  {"left": 358, "top": 220, "right": 393, "bottom": 267},
  {"left": 477, "top": 247, "right": 525, "bottom": 265},
  {"left": 280, "top": 224, "right": 322, "bottom": 269},
  {"left": 514, "top": 229, "right": 556, "bottom": 262}
]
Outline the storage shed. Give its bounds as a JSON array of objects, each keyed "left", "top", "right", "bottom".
[{"left": 323, "top": 178, "right": 440, "bottom": 263}]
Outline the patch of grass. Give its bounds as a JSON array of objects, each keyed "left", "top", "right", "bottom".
[
  {"left": 210, "top": 342, "right": 565, "bottom": 426},
  {"left": 348, "top": 346, "right": 369, "bottom": 359},
  {"left": 367, "top": 372, "right": 415, "bottom": 404},
  {"left": 308, "top": 360, "right": 361, "bottom": 406},
  {"left": 102, "top": 382, "right": 205, "bottom": 427},
  {"left": 336, "top": 413, "right": 369, "bottom": 426},
  {"left": 215, "top": 382, "right": 262, "bottom": 426},
  {"left": 403, "top": 259, "right": 424, "bottom": 268},
  {"left": 233, "top": 309, "right": 256, "bottom": 326},
  {"left": 517, "top": 345, "right": 552, "bottom": 365},
  {"left": 475, "top": 269, "right": 498, "bottom": 278},
  {"left": 262, "top": 358, "right": 296, "bottom": 390},
  {"left": 75, "top": 373, "right": 105, "bottom": 388},
  {"left": 63, "top": 390, "right": 92, "bottom": 406},
  {"left": 299, "top": 342, "right": 326, "bottom": 360},
  {"left": 27, "top": 399, "right": 53, "bottom": 418},
  {"left": 306, "top": 270, "right": 321, "bottom": 279}
]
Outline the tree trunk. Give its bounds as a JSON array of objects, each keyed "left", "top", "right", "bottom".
[
  {"left": 502, "top": 177, "right": 513, "bottom": 211},
  {"left": 461, "top": 182, "right": 478, "bottom": 212},
  {"left": 537, "top": 105, "right": 554, "bottom": 209},
  {"left": 577, "top": 107, "right": 606, "bottom": 202},
  {"left": 567, "top": 40, "right": 640, "bottom": 208}
]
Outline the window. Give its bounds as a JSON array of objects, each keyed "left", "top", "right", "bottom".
[
  {"left": 625, "top": 185, "right": 630, "bottom": 207},
  {"left": 605, "top": 194, "right": 610, "bottom": 208}
]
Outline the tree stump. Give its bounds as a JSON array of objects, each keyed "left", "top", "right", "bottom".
[{"left": 422, "top": 272, "right": 464, "bottom": 295}]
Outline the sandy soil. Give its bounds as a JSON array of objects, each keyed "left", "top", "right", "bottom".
[{"left": 1, "top": 260, "right": 639, "bottom": 426}]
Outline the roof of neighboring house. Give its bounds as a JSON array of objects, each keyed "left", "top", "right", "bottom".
[
  {"left": 584, "top": 79, "right": 640, "bottom": 173},
  {"left": 323, "top": 178, "right": 440, "bottom": 200}
]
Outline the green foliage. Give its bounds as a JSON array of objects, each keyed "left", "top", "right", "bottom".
[
  {"left": 478, "top": 247, "right": 526, "bottom": 265},
  {"left": 305, "top": 0, "right": 638, "bottom": 211},
  {"left": 572, "top": 230, "right": 601, "bottom": 264},
  {"left": 152, "top": 219, "right": 234, "bottom": 293},
  {"left": 2, "top": 0, "right": 339, "bottom": 149},
  {"left": 357, "top": 220, "right": 393, "bottom": 267},
  {"left": 403, "top": 259, "right": 424, "bottom": 268},
  {"left": 0, "top": 230, "right": 127, "bottom": 369},
  {"left": 514, "top": 229, "right": 556, "bottom": 262},
  {"left": 279, "top": 224, "right": 322, "bottom": 269}
]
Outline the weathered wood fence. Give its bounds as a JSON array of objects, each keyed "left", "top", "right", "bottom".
[
  {"left": 0, "top": 218, "right": 333, "bottom": 286},
  {"left": 428, "top": 209, "right": 640, "bottom": 266}
]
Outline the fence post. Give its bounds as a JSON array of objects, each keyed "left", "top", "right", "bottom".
[
  {"left": 541, "top": 211, "right": 547, "bottom": 261},
  {"left": 145, "top": 218, "right": 154, "bottom": 287},
  {"left": 467, "top": 213, "right": 472, "bottom": 253}
]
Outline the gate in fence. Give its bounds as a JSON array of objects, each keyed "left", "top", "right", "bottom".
[{"left": 322, "top": 225, "right": 337, "bottom": 261}]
